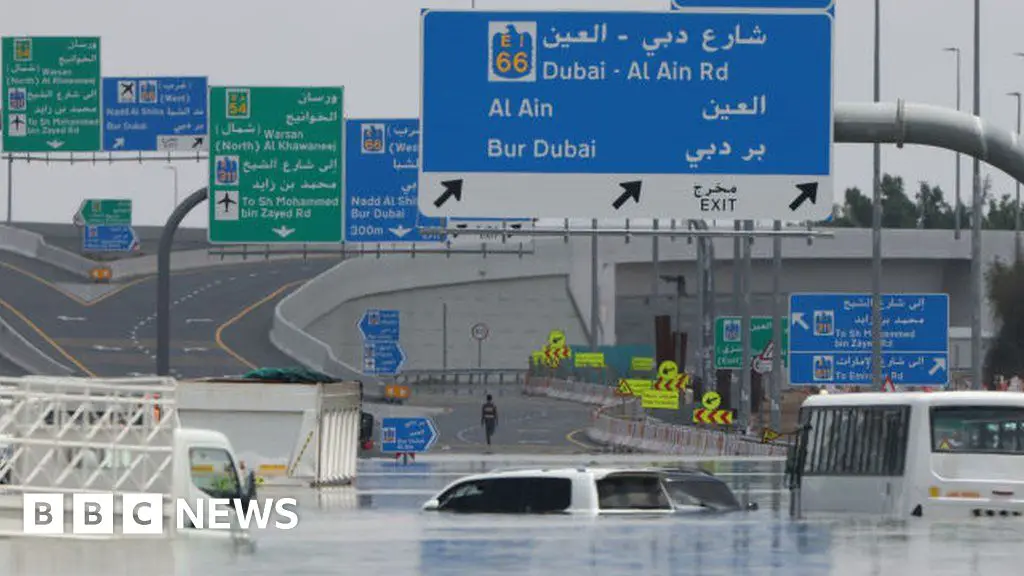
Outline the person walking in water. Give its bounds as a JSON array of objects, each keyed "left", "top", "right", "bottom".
[{"left": 481, "top": 394, "right": 498, "bottom": 446}]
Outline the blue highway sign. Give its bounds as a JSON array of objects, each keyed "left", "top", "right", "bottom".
[
  {"left": 102, "top": 77, "right": 208, "bottom": 152},
  {"left": 362, "top": 340, "right": 406, "bottom": 376},
  {"left": 345, "top": 119, "right": 445, "bottom": 243},
  {"left": 419, "top": 10, "right": 834, "bottom": 220},
  {"left": 788, "top": 293, "right": 950, "bottom": 386},
  {"left": 82, "top": 225, "right": 139, "bottom": 253},
  {"left": 380, "top": 417, "right": 439, "bottom": 453},
  {"left": 672, "top": 0, "right": 833, "bottom": 10},
  {"left": 358, "top": 309, "right": 400, "bottom": 341}
]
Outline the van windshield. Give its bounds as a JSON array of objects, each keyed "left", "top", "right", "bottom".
[{"left": 931, "top": 406, "right": 1024, "bottom": 455}]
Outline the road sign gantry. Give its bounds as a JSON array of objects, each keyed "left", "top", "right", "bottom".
[{"left": 418, "top": 9, "right": 834, "bottom": 221}]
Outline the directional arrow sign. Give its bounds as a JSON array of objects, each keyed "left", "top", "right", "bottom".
[
  {"left": 208, "top": 86, "right": 344, "bottom": 244},
  {"left": 102, "top": 77, "right": 208, "bottom": 152},
  {"left": 418, "top": 10, "right": 833, "bottom": 220},
  {"left": 82, "top": 225, "right": 139, "bottom": 253},
  {"left": 2, "top": 37, "right": 102, "bottom": 152},
  {"left": 379, "top": 417, "right": 439, "bottom": 453},
  {"left": 74, "top": 199, "right": 132, "bottom": 227},
  {"left": 788, "top": 293, "right": 950, "bottom": 387},
  {"left": 361, "top": 340, "right": 405, "bottom": 376},
  {"left": 358, "top": 309, "right": 400, "bottom": 341}
]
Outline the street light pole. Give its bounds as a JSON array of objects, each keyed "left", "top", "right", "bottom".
[
  {"left": 971, "top": 0, "right": 982, "bottom": 390},
  {"left": 945, "top": 47, "right": 962, "bottom": 240},
  {"left": 1008, "top": 89, "right": 1022, "bottom": 264}
]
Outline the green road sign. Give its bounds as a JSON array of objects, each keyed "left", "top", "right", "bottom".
[
  {"left": 714, "top": 316, "right": 789, "bottom": 371},
  {"left": 74, "top": 199, "right": 131, "bottom": 226},
  {"left": 208, "top": 86, "right": 344, "bottom": 244},
  {"left": 2, "top": 37, "right": 102, "bottom": 152}
]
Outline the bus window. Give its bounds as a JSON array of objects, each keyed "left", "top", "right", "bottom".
[
  {"left": 931, "top": 406, "right": 1024, "bottom": 455},
  {"left": 802, "top": 405, "right": 910, "bottom": 477}
]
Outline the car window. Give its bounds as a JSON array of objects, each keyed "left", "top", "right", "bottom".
[
  {"left": 597, "top": 474, "right": 671, "bottom": 510},
  {"left": 189, "top": 447, "right": 241, "bottom": 498},
  {"left": 437, "top": 477, "right": 571, "bottom": 513},
  {"left": 664, "top": 477, "right": 740, "bottom": 510}
]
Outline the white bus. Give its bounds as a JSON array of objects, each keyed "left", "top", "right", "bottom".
[{"left": 785, "top": 391, "right": 1024, "bottom": 519}]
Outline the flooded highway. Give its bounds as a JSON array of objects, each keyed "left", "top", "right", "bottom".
[{"left": 5, "top": 456, "right": 1024, "bottom": 575}]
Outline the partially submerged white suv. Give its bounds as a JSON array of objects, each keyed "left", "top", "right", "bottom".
[{"left": 422, "top": 467, "right": 757, "bottom": 515}]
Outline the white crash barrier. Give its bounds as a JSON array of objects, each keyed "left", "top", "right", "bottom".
[{"left": 526, "top": 376, "right": 786, "bottom": 457}]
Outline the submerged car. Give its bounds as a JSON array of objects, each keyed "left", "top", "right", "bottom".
[{"left": 422, "top": 466, "right": 758, "bottom": 515}]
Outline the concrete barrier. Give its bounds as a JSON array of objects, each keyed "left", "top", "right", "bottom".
[
  {"left": 0, "top": 225, "right": 95, "bottom": 278},
  {"left": 270, "top": 247, "right": 579, "bottom": 384},
  {"left": 0, "top": 315, "right": 74, "bottom": 376},
  {"left": 524, "top": 376, "right": 787, "bottom": 458}
]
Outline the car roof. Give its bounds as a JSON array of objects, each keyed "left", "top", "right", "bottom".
[{"left": 445, "top": 466, "right": 712, "bottom": 485}]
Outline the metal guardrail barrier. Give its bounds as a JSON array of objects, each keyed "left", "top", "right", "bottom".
[{"left": 395, "top": 369, "right": 528, "bottom": 387}]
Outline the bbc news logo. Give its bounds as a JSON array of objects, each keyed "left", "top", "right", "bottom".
[{"left": 23, "top": 493, "right": 299, "bottom": 535}]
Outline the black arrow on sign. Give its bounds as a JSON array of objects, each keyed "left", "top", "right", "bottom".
[
  {"left": 192, "top": 137, "right": 204, "bottom": 148},
  {"left": 612, "top": 181, "right": 642, "bottom": 210},
  {"left": 788, "top": 182, "right": 818, "bottom": 211},
  {"left": 433, "top": 179, "right": 463, "bottom": 208}
]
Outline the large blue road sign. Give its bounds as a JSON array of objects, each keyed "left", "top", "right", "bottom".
[
  {"left": 419, "top": 10, "right": 834, "bottom": 221},
  {"left": 788, "top": 293, "right": 950, "bottom": 386},
  {"left": 380, "top": 417, "right": 439, "bottom": 453},
  {"left": 362, "top": 340, "right": 406, "bottom": 376},
  {"left": 672, "top": 0, "right": 833, "bottom": 9},
  {"left": 102, "top": 77, "right": 208, "bottom": 152},
  {"left": 82, "top": 225, "right": 139, "bottom": 253},
  {"left": 358, "top": 309, "right": 400, "bottom": 341},
  {"left": 345, "top": 119, "right": 445, "bottom": 243}
]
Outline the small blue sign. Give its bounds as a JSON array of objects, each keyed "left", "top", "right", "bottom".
[
  {"left": 788, "top": 293, "right": 950, "bottom": 386},
  {"left": 358, "top": 309, "right": 400, "bottom": 341},
  {"left": 345, "top": 119, "right": 445, "bottom": 243},
  {"left": 380, "top": 417, "right": 439, "bottom": 453},
  {"left": 102, "top": 77, "right": 208, "bottom": 152},
  {"left": 362, "top": 340, "right": 406, "bottom": 376},
  {"left": 82, "top": 225, "right": 139, "bottom": 253},
  {"left": 672, "top": 0, "right": 833, "bottom": 9},
  {"left": 419, "top": 10, "right": 834, "bottom": 220}
]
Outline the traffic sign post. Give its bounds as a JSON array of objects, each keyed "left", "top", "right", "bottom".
[
  {"left": 380, "top": 417, "right": 439, "bottom": 454},
  {"left": 74, "top": 199, "right": 131, "bottom": 226},
  {"left": 359, "top": 309, "right": 405, "bottom": 376},
  {"left": 2, "top": 37, "right": 102, "bottom": 152},
  {"left": 345, "top": 118, "right": 444, "bottom": 243},
  {"left": 419, "top": 10, "right": 833, "bottom": 220},
  {"left": 788, "top": 293, "right": 950, "bottom": 386},
  {"left": 208, "top": 86, "right": 344, "bottom": 244},
  {"left": 714, "top": 316, "right": 788, "bottom": 370},
  {"left": 471, "top": 322, "right": 489, "bottom": 368},
  {"left": 102, "top": 76, "right": 208, "bottom": 152},
  {"left": 82, "top": 225, "right": 139, "bottom": 253}
]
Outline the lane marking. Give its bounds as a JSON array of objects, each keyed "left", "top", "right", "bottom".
[
  {"left": 0, "top": 262, "right": 150, "bottom": 307},
  {"left": 565, "top": 428, "right": 595, "bottom": 450},
  {"left": 0, "top": 297, "right": 95, "bottom": 377},
  {"left": 214, "top": 280, "right": 307, "bottom": 370}
]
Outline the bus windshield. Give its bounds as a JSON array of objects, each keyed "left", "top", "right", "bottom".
[{"left": 931, "top": 406, "right": 1024, "bottom": 455}]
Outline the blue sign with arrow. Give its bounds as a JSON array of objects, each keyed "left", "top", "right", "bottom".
[
  {"left": 380, "top": 417, "right": 439, "bottom": 453},
  {"left": 418, "top": 9, "right": 834, "bottom": 221},
  {"left": 358, "top": 309, "right": 400, "bottom": 341},
  {"left": 788, "top": 293, "right": 950, "bottom": 386},
  {"left": 362, "top": 340, "right": 406, "bottom": 376},
  {"left": 82, "top": 225, "right": 139, "bottom": 253},
  {"left": 102, "top": 76, "right": 208, "bottom": 152},
  {"left": 345, "top": 119, "right": 446, "bottom": 243}
]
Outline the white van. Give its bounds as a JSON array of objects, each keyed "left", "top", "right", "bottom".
[
  {"left": 0, "top": 376, "right": 257, "bottom": 540},
  {"left": 787, "top": 391, "right": 1024, "bottom": 519}
]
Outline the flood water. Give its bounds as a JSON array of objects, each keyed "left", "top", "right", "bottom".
[{"left": 4, "top": 456, "right": 1024, "bottom": 575}]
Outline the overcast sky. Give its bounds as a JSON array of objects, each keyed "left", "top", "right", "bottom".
[{"left": 2, "top": 0, "right": 1022, "bottom": 228}]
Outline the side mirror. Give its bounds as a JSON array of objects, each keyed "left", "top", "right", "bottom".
[
  {"left": 245, "top": 470, "right": 258, "bottom": 498},
  {"left": 422, "top": 499, "right": 440, "bottom": 511}
]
